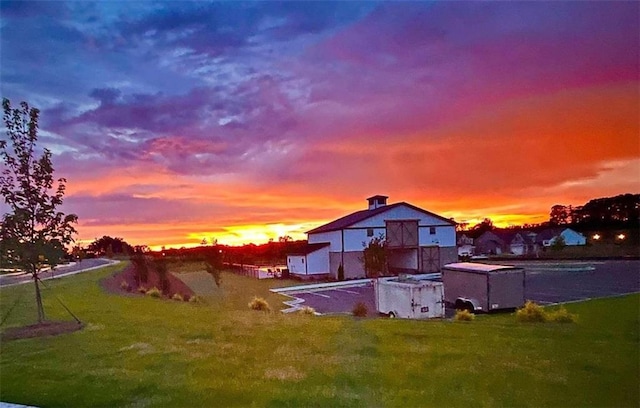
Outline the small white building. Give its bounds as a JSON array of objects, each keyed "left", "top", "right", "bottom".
[{"left": 287, "top": 195, "right": 457, "bottom": 279}]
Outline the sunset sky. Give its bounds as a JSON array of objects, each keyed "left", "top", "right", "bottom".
[{"left": 1, "top": 1, "right": 638, "bottom": 249}]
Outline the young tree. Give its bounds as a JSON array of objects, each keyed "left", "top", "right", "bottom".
[
  {"left": 204, "top": 248, "right": 223, "bottom": 287},
  {"left": 0, "top": 99, "right": 78, "bottom": 323},
  {"left": 361, "top": 234, "right": 387, "bottom": 278}
]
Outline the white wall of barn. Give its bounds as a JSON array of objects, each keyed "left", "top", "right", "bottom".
[
  {"left": 287, "top": 255, "right": 306, "bottom": 275},
  {"left": 308, "top": 231, "right": 342, "bottom": 251},
  {"left": 419, "top": 226, "right": 456, "bottom": 247},
  {"left": 307, "top": 246, "right": 330, "bottom": 274},
  {"left": 343, "top": 228, "right": 386, "bottom": 251}
]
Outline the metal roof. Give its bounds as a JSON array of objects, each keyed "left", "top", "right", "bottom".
[
  {"left": 287, "top": 242, "right": 330, "bottom": 256},
  {"left": 307, "top": 202, "right": 456, "bottom": 234},
  {"left": 443, "top": 262, "right": 523, "bottom": 273}
]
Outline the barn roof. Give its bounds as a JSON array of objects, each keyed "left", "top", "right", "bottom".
[
  {"left": 288, "top": 242, "right": 330, "bottom": 255},
  {"left": 307, "top": 202, "right": 455, "bottom": 234}
]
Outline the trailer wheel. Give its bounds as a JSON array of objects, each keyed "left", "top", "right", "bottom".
[
  {"left": 464, "top": 302, "right": 475, "bottom": 314},
  {"left": 388, "top": 311, "right": 396, "bottom": 318}
]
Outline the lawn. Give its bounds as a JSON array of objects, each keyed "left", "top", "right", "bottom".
[{"left": 1, "top": 262, "right": 638, "bottom": 407}]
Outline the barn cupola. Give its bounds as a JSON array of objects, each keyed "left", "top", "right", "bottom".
[{"left": 367, "top": 195, "right": 388, "bottom": 210}]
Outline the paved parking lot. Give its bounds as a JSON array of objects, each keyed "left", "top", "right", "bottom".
[{"left": 278, "top": 259, "right": 640, "bottom": 315}]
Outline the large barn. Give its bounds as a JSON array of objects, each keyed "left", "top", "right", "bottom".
[{"left": 287, "top": 195, "right": 457, "bottom": 279}]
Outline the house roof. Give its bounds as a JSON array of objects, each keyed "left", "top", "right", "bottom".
[
  {"left": 534, "top": 228, "right": 564, "bottom": 243},
  {"left": 288, "top": 242, "right": 330, "bottom": 255},
  {"left": 307, "top": 202, "right": 455, "bottom": 234}
]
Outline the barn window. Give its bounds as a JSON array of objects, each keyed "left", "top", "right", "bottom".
[
  {"left": 367, "top": 228, "right": 374, "bottom": 237},
  {"left": 430, "top": 227, "right": 436, "bottom": 235}
]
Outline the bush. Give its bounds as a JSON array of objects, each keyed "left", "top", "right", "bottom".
[
  {"left": 352, "top": 301, "right": 368, "bottom": 317},
  {"left": 337, "top": 264, "right": 344, "bottom": 281},
  {"left": 548, "top": 307, "right": 578, "bottom": 323},
  {"left": 454, "top": 309, "right": 475, "bottom": 321},
  {"left": 516, "top": 301, "right": 579, "bottom": 323},
  {"left": 189, "top": 295, "right": 203, "bottom": 303},
  {"left": 120, "top": 280, "right": 131, "bottom": 291},
  {"left": 146, "top": 287, "right": 162, "bottom": 298},
  {"left": 137, "top": 286, "right": 147, "bottom": 294},
  {"left": 171, "top": 293, "right": 184, "bottom": 302},
  {"left": 249, "top": 296, "right": 271, "bottom": 312},
  {"left": 297, "top": 306, "right": 316, "bottom": 315},
  {"left": 516, "top": 301, "right": 548, "bottom": 322}
]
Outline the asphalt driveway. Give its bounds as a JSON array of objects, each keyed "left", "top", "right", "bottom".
[{"left": 278, "top": 259, "right": 640, "bottom": 315}]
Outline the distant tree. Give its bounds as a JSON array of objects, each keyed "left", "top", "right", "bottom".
[
  {"left": 455, "top": 221, "right": 469, "bottom": 232},
  {"left": 0, "top": 98, "right": 78, "bottom": 323},
  {"left": 200, "top": 237, "right": 208, "bottom": 246},
  {"left": 549, "top": 204, "right": 571, "bottom": 225},
  {"left": 470, "top": 218, "right": 494, "bottom": 235},
  {"left": 361, "top": 234, "right": 387, "bottom": 278},
  {"left": 88, "top": 236, "right": 133, "bottom": 256},
  {"left": 278, "top": 235, "right": 293, "bottom": 243}
]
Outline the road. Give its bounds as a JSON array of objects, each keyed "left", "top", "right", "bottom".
[{"left": 0, "top": 258, "right": 117, "bottom": 287}]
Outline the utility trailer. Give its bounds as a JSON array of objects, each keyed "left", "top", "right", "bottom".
[
  {"left": 374, "top": 277, "right": 445, "bottom": 319},
  {"left": 442, "top": 262, "right": 525, "bottom": 313}
]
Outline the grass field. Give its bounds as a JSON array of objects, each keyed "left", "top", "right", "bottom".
[{"left": 1, "top": 262, "right": 638, "bottom": 407}]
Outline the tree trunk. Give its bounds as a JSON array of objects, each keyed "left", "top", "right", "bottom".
[{"left": 33, "top": 271, "right": 45, "bottom": 323}]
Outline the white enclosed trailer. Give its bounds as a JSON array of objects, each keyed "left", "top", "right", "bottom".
[
  {"left": 374, "top": 277, "right": 445, "bottom": 319},
  {"left": 442, "top": 262, "right": 525, "bottom": 313}
]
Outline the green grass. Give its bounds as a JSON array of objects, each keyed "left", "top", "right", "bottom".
[{"left": 1, "top": 262, "right": 638, "bottom": 407}]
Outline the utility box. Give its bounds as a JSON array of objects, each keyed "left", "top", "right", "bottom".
[
  {"left": 442, "top": 262, "right": 525, "bottom": 313},
  {"left": 374, "top": 277, "right": 445, "bottom": 319}
]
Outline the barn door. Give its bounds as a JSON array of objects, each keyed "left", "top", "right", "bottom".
[
  {"left": 421, "top": 246, "right": 440, "bottom": 273},
  {"left": 386, "top": 221, "right": 403, "bottom": 248},
  {"left": 386, "top": 220, "right": 418, "bottom": 248}
]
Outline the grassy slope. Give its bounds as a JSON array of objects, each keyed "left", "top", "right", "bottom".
[{"left": 1, "top": 263, "right": 638, "bottom": 407}]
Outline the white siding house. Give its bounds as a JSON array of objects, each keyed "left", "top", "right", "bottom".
[
  {"left": 289, "top": 195, "right": 458, "bottom": 279},
  {"left": 537, "top": 228, "right": 587, "bottom": 247}
]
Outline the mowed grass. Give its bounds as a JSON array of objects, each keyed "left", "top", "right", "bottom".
[{"left": 1, "top": 262, "right": 638, "bottom": 407}]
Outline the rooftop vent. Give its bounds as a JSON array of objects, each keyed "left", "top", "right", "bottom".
[{"left": 367, "top": 195, "right": 388, "bottom": 210}]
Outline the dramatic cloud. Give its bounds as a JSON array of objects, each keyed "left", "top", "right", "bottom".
[{"left": 1, "top": 1, "right": 637, "bottom": 248}]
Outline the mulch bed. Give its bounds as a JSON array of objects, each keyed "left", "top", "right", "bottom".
[
  {"left": 100, "top": 264, "right": 196, "bottom": 300},
  {"left": 2, "top": 265, "right": 196, "bottom": 341},
  {"left": 1, "top": 320, "right": 85, "bottom": 341}
]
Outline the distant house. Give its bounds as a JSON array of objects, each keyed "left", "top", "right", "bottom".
[
  {"left": 475, "top": 230, "right": 538, "bottom": 256},
  {"left": 535, "top": 228, "right": 586, "bottom": 247},
  {"left": 286, "top": 195, "right": 457, "bottom": 279},
  {"left": 457, "top": 233, "right": 475, "bottom": 256}
]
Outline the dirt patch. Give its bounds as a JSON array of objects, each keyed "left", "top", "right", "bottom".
[
  {"left": 2, "top": 320, "right": 84, "bottom": 341},
  {"left": 101, "top": 264, "right": 196, "bottom": 300}
]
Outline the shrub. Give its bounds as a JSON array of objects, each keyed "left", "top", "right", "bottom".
[
  {"left": 137, "top": 286, "right": 147, "bottom": 294},
  {"left": 120, "top": 280, "right": 131, "bottom": 291},
  {"left": 337, "top": 264, "right": 345, "bottom": 281},
  {"left": 352, "top": 301, "right": 368, "bottom": 317},
  {"left": 454, "top": 309, "right": 475, "bottom": 321},
  {"left": 548, "top": 307, "right": 578, "bottom": 323},
  {"left": 189, "top": 295, "right": 203, "bottom": 303},
  {"left": 516, "top": 301, "right": 548, "bottom": 323},
  {"left": 146, "top": 287, "right": 162, "bottom": 298},
  {"left": 297, "top": 306, "right": 316, "bottom": 315},
  {"left": 249, "top": 296, "right": 271, "bottom": 312},
  {"left": 171, "top": 293, "right": 184, "bottom": 302}
]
